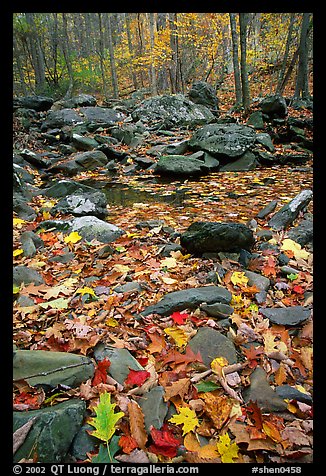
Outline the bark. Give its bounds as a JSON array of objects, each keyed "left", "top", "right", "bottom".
[
  {"left": 294, "top": 13, "right": 311, "bottom": 100},
  {"left": 276, "top": 13, "right": 295, "bottom": 95},
  {"left": 229, "top": 13, "right": 242, "bottom": 106},
  {"left": 61, "top": 13, "right": 74, "bottom": 99},
  {"left": 156, "top": 13, "right": 169, "bottom": 92},
  {"left": 168, "top": 13, "right": 184, "bottom": 93},
  {"left": 148, "top": 13, "right": 158, "bottom": 96},
  {"left": 125, "top": 13, "right": 138, "bottom": 90},
  {"left": 25, "top": 13, "right": 46, "bottom": 94},
  {"left": 97, "top": 13, "right": 109, "bottom": 98},
  {"left": 107, "top": 13, "right": 119, "bottom": 98},
  {"left": 239, "top": 13, "right": 250, "bottom": 113}
]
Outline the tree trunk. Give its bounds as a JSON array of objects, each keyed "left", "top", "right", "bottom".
[
  {"left": 107, "top": 13, "right": 119, "bottom": 98},
  {"left": 294, "top": 13, "right": 311, "bottom": 100},
  {"left": 61, "top": 13, "right": 74, "bottom": 99},
  {"left": 124, "top": 13, "right": 138, "bottom": 90},
  {"left": 25, "top": 13, "right": 46, "bottom": 94},
  {"left": 229, "top": 13, "right": 242, "bottom": 106},
  {"left": 239, "top": 13, "right": 250, "bottom": 113},
  {"left": 148, "top": 13, "right": 158, "bottom": 96},
  {"left": 169, "top": 13, "right": 184, "bottom": 93},
  {"left": 156, "top": 13, "right": 169, "bottom": 93},
  {"left": 276, "top": 13, "right": 295, "bottom": 95},
  {"left": 13, "top": 35, "right": 27, "bottom": 95}
]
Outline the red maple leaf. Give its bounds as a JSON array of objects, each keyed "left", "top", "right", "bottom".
[
  {"left": 124, "top": 369, "right": 150, "bottom": 387},
  {"left": 242, "top": 345, "right": 264, "bottom": 368},
  {"left": 91, "top": 358, "right": 111, "bottom": 386},
  {"left": 118, "top": 435, "right": 138, "bottom": 454},
  {"left": 148, "top": 426, "right": 181, "bottom": 458},
  {"left": 170, "top": 311, "right": 189, "bottom": 325},
  {"left": 136, "top": 356, "right": 149, "bottom": 367}
]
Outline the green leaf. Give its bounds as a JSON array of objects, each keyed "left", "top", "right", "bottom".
[
  {"left": 13, "top": 284, "right": 20, "bottom": 295},
  {"left": 287, "top": 273, "right": 298, "bottom": 281},
  {"left": 91, "top": 437, "right": 120, "bottom": 463},
  {"left": 39, "top": 298, "right": 69, "bottom": 309},
  {"left": 88, "top": 392, "right": 124, "bottom": 444},
  {"left": 195, "top": 380, "right": 220, "bottom": 393}
]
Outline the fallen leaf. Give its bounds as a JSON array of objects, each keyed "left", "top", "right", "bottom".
[
  {"left": 13, "top": 417, "right": 37, "bottom": 455},
  {"left": 125, "top": 369, "right": 150, "bottom": 387},
  {"left": 169, "top": 407, "right": 199, "bottom": 435},
  {"left": 164, "top": 327, "right": 189, "bottom": 348},
  {"left": 118, "top": 435, "right": 138, "bottom": 454},
  {"left": 164, "top": 378, "right": 191, "bottom": 401},
  {"left": 201, "top": 393, "right": 232, "bottom": 429},
  {"left": 170, "top": 311, "right": 189, "bottom": 325},
  {"left": 230, "top": 272, "right": 249, "bottom": 287},
  {"left": 216, "top": 433, "right": 239, "bottom": 463},
  {"left": 92, "top": 358, "right": 111, "bottom": 387},
  {"left": 128, "top": 400, "right": 148, "bottom": 450},
  {"left": 88, "top": 392, "right": 124, "bottom": 444},
  {"left": 149, "top": 426, "right": 181, "bottom": 457},
  {"left": 64, "top": 231, "right": 82, "bottom": 244},
  {"left": 281, "top": 239, "right": 310, "bottom": 260}
]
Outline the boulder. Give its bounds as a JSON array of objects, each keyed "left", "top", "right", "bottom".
[
  {"left": 188, "top": 123, "right": 256, "bottom": 159},
  {"left": 180, "top": 221, "right": 255, "bottom": 255},
  {"left": 131, "top": 94, "right": 215, "bottom": 129},
  {"left": 13, "top": 350, "right": 94, "bottom": 387},
  {"left": 155, "top": 155, "right": 210, "bottom": 177},
  {"left": 14, "top": 95, "right": 54, "bottom": 112},
  {"left": 141, "top": 285, "right": 232, "bottom": 316},
  {"left": 187, "top": 327, "right": 238, "bottom": 367},
  {"left": 79, "top": 106, "right": 125, "bottom": 125},
  {"left": 287, "top": 219, "right": 313, "bottom": 246},
  {"left": 63, "top": 94, "right": 97, "bottom": 108},
  {"left": 260, "top": 94, "right": 288, "bottom": 118},
  {"left": 42, "top": 180, "right": 101, "bottom": 198},
  {"left": 13, "top": 399, "right": 86, "bottom": 463},
  {"left": 71, "top": 133, "right": 99, "bottom": 151},
  {"left": 41, "top": 108, "right": 84, "bottom": 130},
  {"left": 52, "top": 190, "right": 108, "bottom": 218},
  {"left": 219, "top": 151, "right": 258, "bottom": 171},
  {"left": 74, "top": 150, "right": 108, "bottom": 169},
  {"left": 242, "top": 367, "right": 288, "bottom": 412},
  {"left": 247, "top": 110, "right": 264, "bottom": 129},
  {"left": 259, "top": 306, "right": 311, "bottom": 327},
  {"left": 268, "top": 189, "right": 313, "bottom": 230},
  {"left": 255, "top": 133, "right": 275, "bottom": 152},
  {"left": 187, "top": 81, "right": 219, "bottom": 114},
  {"left": 13, "top": 266, "right": 44, "bottom": 286},
  {"left": 70, "top": 216, "right": 124, "bottom": 243},
  {"left": 137, "top": 387, "right": 168, "bottom": 432}
]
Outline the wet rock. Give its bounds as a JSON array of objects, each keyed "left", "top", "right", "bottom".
[
  {"left": 13, "top": 266, "right": 44, "bottom": 286},
  {"left": 242, "top": 367, "right": 288, "bottom": 412},
  {"left": 52, "top": 190, "right": 108, "bottom": 218},
  {"left": 259, "top": 306, "right": 311, "bottom": 327},
  {"left": 13, "top": 399, "right": 86, "bottom": 463},
  {"left": 70, "top": 216, "right": 124, "bottom": 243},
  {"left": 180, "top": 221, "right": 255, "bottom": 255},
  {"left": 268, "top": 189, "right": 313, "bottom": 230},
  {"left": 13, "top": 350, "right": 94, "bottom": 387},
  {"left": 141, "top": 285, "right": 232, "bottom": 317},
  {"left": 93, "top": 343, "right": 144, "bottom": 385},
  {"left": 188, "top": 327, "right": 238, "bottom": 367},
  {"left": 137, "top": 386, "right": 168, "bottom": 432},
  {"left": 155, "top": 154, "right": 210, "bottom": 176}
]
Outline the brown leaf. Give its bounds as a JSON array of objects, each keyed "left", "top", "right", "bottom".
[
  {"left": 116, "top": 448, "right": 150, "bottom": 463},
  {"left": 128, "top": 400, "right": 148, "bottom": 450},
  {"left": 163, "top": 378, "right": 191, "bottom": 401},
  {"left": 13, "top": 417, "right": 37, "bottom": 455},
  {"left": 201, "top": 393, "right": 232, "bottom": 430}
]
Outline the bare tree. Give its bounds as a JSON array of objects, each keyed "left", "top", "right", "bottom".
[
  {"left": 239, "top": 12, "right": 250, "bottom": 113},
  {"left": 107, "top": 13, "right": 119, "bottom": 98},
  {"left": 294, "top": 13, "right": 312, "bottom": 100},
  {"left": 229, "top": 13, "right": 242, "bottom": 106},
  {"left": 149, "top": 13, "right": 158, "bottom": 95},
  {"left": 24, "top": 13, "right": 46, "bottom": 94}
]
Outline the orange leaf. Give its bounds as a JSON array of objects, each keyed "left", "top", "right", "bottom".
[{"left": 118, "top": 435, "right": 138, "bottom": 454}]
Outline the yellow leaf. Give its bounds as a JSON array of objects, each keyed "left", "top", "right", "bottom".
[
  {"left": 13, "top": 218, "right": 26, "bottom": 228},
  {"left": 164, "top": 327, "right": 189, "bottom": 348},
  {"left": 76, "top": 286, "right": 96, "bottom": 297},
  {"left": 113, "top": 264, "right": 130, "bottom": 273},
  {"left": 64, "top": 231, "right": 82, "bottom": 244},
  {"left": 281, "top": 239, "right": 309, "bottom": 260},
  {"left": 105, "top": 317, "right": 119, "bottom": 327},
  {"left": 160, "top": 257, "right": 177, "bottom": 269},
  {"left": 230, "top": 272, "right": 249, "bottom": 287},
  {"left": 161, "top": 276, "right": 177, "bottom": 285},
  {"left": 216, "top": 433, "right": 239, "bottom": 463},
  {"left": 169, "top": 407, "right": 199, "bottom": 435},
  {"left": 42, "top": 210, "right": 51, "bottom": 220},
  {"left": 13, "top": 249, "right": 24, "bottom": 257}
]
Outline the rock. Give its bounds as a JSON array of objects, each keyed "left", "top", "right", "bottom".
[
  {"left": 20, "top": 149, "right": 50, "bottom": 169},
  {"left": 13, "top": 350, "right": 94, "bottom": 387},
  {"left": 42, "top": 180, "right": 99, "bottom": 198},
  {"left": 287, "top": 219, "right": 313, "bottom": 246},
  {"left": 244, "top": 271, "right": 270, "bottom": 291},
  {"left": 187, "top": 327, "right": 238, "bottom": 367},
  {"left": 255, "top": 132, "right": 275, "bottom": 152},
  {"left": 164, "top": 140, "right": 189, "bottom": 155},
  {"left": 256, "top": 200, "right": 278, "bottom": 219},
  {"left": 13, "top": 197, "right": 37, "bottom": 221},
  {"left": 52, "top": 190, "right": 108, "bottom": 218},
  {"left": 41, "top": 108, "right": 84, "bottom": 130},
  {"left": 259, "top": 306, "right": 311, "bottom": 327},
  {"left": 275, "top": 385, "right": 312, "bottom": 405},
  {"left": 155, "top": 154, "right": 210, "bottom": 176},
  {"left": 260, "top": 95, "right": 288, "bottom": 118},
  {"left": 255, "top": 150, "right": 278, "bottom": 166},
  {"left": 70, "top": 423, "right": 98, "bottom": 460},
  {"left": 131, "top": 94, "right": 215, "bottom": 129},
  {"left": 247, "top": 111, "right": 264, "bottom": 129},
  {"left": 93, "top": 343, "right": 144, "bottom": 385},
  {"left": 180, "top": 221, "right": 255, "bottom": 255},
  {"left": 159, "top": 243, "right": 183, "bottom": 257},
  {"left": 141, "top": 285, "right": 232, "bottom": 316},
  {"left": 13, "top": 266, "right": 44, "bottom": 286},
  {"left": 136, "top": 220, "right": 165, "bottom": 230},
  {"left": 188, "top": 123, "right": 256, "bottom": 159},
  {"left": 20, "top": 231, "right": 44, "bottom": 257},
  {"left": 268, "top": 189, "right": 313, "bottom": 230},
  {"left": 200, "top": 303, "right": 234, "bottom": 319},
  {"left": 63, "top": 94, "right": 97, "bottom": 108},
  {"left": 49, "top": 252, "right": 75, "bottom": 264},
  {"left": 137, "top": 386, "right": 168, "bottom": 432},
  {"left": 242, "top": 367, "right": 288, "bottom": 412},
  {"left": 73, "top": 150, "right": 108, "bottom": 169},
  {"left": 14, "top": 95, "right": 54, "bottom": 111},
  {"left": 79, "top": 106, "right": 125, "bottom": 126},
  {"left": 114, "top": 282, "right": 142, "bottom": 293},
  {"left": 13, "top": 163, "right": 35, "bottom": 184},
  {"left": 70, "top": 216, "right": 124, "bottom": 243},
  {"left": 13, "top": 399, "right": 86, "bottom": 463},
  {"left": 187, "top": 81, "right": 219, "bottom": 114},
  {"left": 219, "top": 151, "right": 258, "bottom": 171},
  {"left": 71, "top": 133, "right": 99, "bottom": 151}
]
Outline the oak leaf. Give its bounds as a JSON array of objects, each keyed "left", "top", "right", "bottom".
[{"left": 88, "top": 392, "right": 124, "bottom": 444}]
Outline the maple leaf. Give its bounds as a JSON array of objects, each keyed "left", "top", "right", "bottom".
[
  {"left": 216, "top": 433, "right": 239, "bottom": 463},
  {"left": 201, "top": 393, "right": 232, "bottom": 430},
  {"left": 230, "top": 271, "right": 249, "bottom": 287},
  {"left": 163, "top": 377, "right": 191, "bottom": 401},
  {"left": 76, "top": 286, "right": 96, "bottom": 297},
  {"left": 125, "top": 369, "right": 150, "bottom": 387},
  {"left": 184, "top": 432, "right": 219, "bottom": 459},
  {"left": 88, "top": 392, "right": 124, "bottom": 445},
  {"left": 147, "top": 332, "right": 167, "bottom": 354},
  {"left": 149, "top": 426, "right": 181, "bottom": 457},
  {"left": 169, "top": 407, "right": 199, "bottom": 435},
  {"left": 281, "top": 239, "right": 310, "bottom": 260},
  {"left": 92, "top": 358, "right": 111, "bottom": 386},
  {"left": 170, "top": 311, "right": 189, "bottom": 325},
  {"left": 262, "top": 255, "right": 277, "bottom": 277},
  {"left": 118, "top": 435, "right": 138, "bottom": 454},
  {"left": 164, "top": 327, "right": 189, "bottom": 348},
  {"left": 242, "top": 345, "right": 264, "bottom": 368},
  {"left": 64, "top": 231, "right": 82, "bottom": 244}
]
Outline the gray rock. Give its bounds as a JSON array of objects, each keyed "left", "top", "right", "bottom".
[
  {"left": 16, "top": 295, "right": 35, "bottom": 306},
  {"left": 255, "top": 133, "right": 275, "bottom": 152},
  {"left": 159, "top": 243, "right": 183, "bottom": 257},
  {"left": 260, "top": 95, "right": 288, "bottom": 118},
  {"left": 74, "top": 150, "right": 108, "bottom": 169},
  {"left": 268, "top": 189, "right": 313, "bottom": 230},
  {"left": 71, "top": 134, "right": 99, "bottom": 151},
  {"left": 131, "top": 94, "right": 215, "bottom": 129},
  {"left": 275, "top": 385, "right": 312, "bottom": 405},
  {"left": 48, "top": 252, "right": 75, "bottom": 264},
  {"left": 13, "top": 197, "right": 37, "bottom": 221},
  {"left": 13, "top": 399, "right": 86, "bottom": 463},
  {"left": 63, "top": 94, "right": 97, "bottom": 108},
  {"left": 187, "top": 81, "right": 219, "bottom": 114},
  {"left": 244, "top": 270, "right": 270, "bottom": 291},
  {"left": 188, "top": 123, "right": 256, "bottom": 158},
  {"left": 164, "top": 140, "right": 189, "bottom": 155},
  {"left": 137, "top": 386, "right": 168, "bottom": 432},
  {"left": 200, "top": 302, "right": 234, "bottom": 319},
  {"left": 180, "top": 221, "right": 255, "bottom": 255},
  {"left": 155, "top": 154, "right": 210, "bottom": 176},
  {"left": 256, "top": 200, "right": 278, "bottom": 219},
  {"left": 70, "top": 216, "right": 124, "bottom": 243},
  {"left": 41, "top": 108, "right": 84, "bottom": 130},
  {"left": 114, "top": 282, "right": 142, "bottom": 293},
  {"left": 79, "top": 106, "right": 125, "bottom": 125},
  {"left": 14, "top": 95, "right": 54, "bottom": 111},
  {"left": 13, "top": 266, "right": 44, "bottom": 286},
  {"left": 141, "top": 285, "right": 232, "bottom": 317},
  {"left": 19, "top": 231, "right": 44, "bottom": 258},
  {"left": 242, "top": 367, "right": 288, "bottom": 412},
  {"left": 13, "top": 350, "right": 94, "bottom": 387},
  {"left": 219, "top": 151, "right": 258, "bottom": 171},
  {"left": 70, "top": 423, "right": 98, "bottom": 460},
  {"left": 42, "top": 180, "right": 99, "bottom": 198},
  {"left": 259, "top": 306, "right": 311, "bottom": 326},
  {"left": 93, "top": 343, "right": 144, "bottom": 384},
  {"left": 247, "top": 111, "right": 264, "bottom": 129},
  {"left": 188, "top": 327, "right": 238, "bottom": 367},
  {"left": 287, "top": 219, "right": 313, "bottom": 246},
  {"left": 52, "top": 190, "right": 108, "bottom": 218}
]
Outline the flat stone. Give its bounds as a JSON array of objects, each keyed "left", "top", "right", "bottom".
[
  {"left": 13, "top": 350, "right": 94, "bottom": 387},
  {"left": 141, "top": 285, "right": 232, "bottom": 317},
  {"left": 219, "top": 151, "right": 258, "bottom": 171},
  {"left": 244, "top": 270, "right": 270, "bottom": 291},
  {"left": 275, "top": 385, "right": 312, "bottom": 405},
  {"left": 13, "top": 399, "right": 86, "bottom": 463},
  {"left": 114, "top": 282, "right": 142, "bottom": 293},
  {"left": 137, "top": 386, "right": 168, "bottom": 432},
  {"left": 52, "top": 190, "right": 108, "bottom": 218},
  {"left": 42, "top": 180, "right": 99, "bottom": 198},
  {"left": 13, "top": 266, "right": 44, "bottom": 286},
  {"left": 256, "top": 133, "right": 275, "bottom": 152},
  {"left": 188, "top": 327, "right": 238, "bottom": 367},
  {"left": 70, "top": 423, "right": 98, "bottom": 460},
  {"left": 93, "top": 343, "right": 144, "bottom": 384},
  {"left": 268, "top": 190, "right": 313, "bottom": 231},
  {"left": 70, "top": 216, "right": 124, "bottom": 243},
  {"left": 155, "top": 154, "right": 209, "bottom": 176},
  {"left": 287, "top": 219, "right": 313, "bottom": 246},
  {"left": 242, "top": 367, "right": 288, "bottom": 412},
  {"left": 200, "top": 303, "right": 234, "bottom": 319},
  {"left": 259, "top": 306, "right": 311, "bottom": 326}
]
